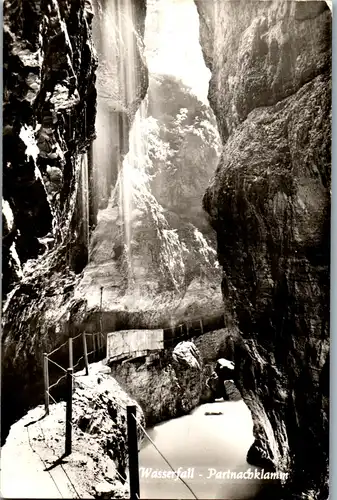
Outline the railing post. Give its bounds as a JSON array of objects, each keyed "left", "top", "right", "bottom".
[
  {"left": 127, "top": 405, "right": 140, "bottom": 500},
  {"left": 82, "top": 332, "right": 89, "bottom": 375},
  {"left": 43, "top": 353, "right": 49, "bottom": 415},
  {"left": 96, "top": 332, "right": 99, "bottom": 357},
  {"left": 69, "top": 337, "right": 73, "bottom": 370},
  {"left": 170, "top": 326, "right": 175, "bottom": 348},
  {"left": 65, "top": 367, "right": 73, "bottom": 456},
  {"left": 200, "top": 319, "right": 203, "bottom": 335},
  {"left": 106, "top": 332, "right": 109, "bottom": 360}
]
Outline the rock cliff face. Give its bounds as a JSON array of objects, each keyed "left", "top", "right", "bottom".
[
  {"left": 2, "top": 0, "right": 98, "bottom": 439},
  {"left": 91, "top": 0, "right": 148, "bottom": 206},
  {"left": 3, "top": 0, "right": 97, "bottom": 293},
  {"left": 195, "top": 1, "right": 331, "bottom": 498}
]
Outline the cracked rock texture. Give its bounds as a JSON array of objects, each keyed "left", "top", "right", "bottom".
[
  {"left": 2, "top": 0, "right": 97, "bottom": 441},
  {"left": 195, "top": 1, "right": 331, "bottom": 498},
  {"left": 3, "top": 0, "right": 97, "bottom": 292}
]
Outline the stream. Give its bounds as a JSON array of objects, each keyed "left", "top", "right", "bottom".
[{"left": 139, "top": 400, "right": 277, "bottom": 499}]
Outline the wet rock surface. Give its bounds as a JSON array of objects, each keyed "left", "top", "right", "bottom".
[
  {"left": 196, "top": 0, "right": 331, "bottom": 143},
  {"left": 1, "top": 0, "right": 222, "bottom": 442},
  {"left": 91, "top": 0, "right": 148, "bottom": 204},
  {"left": 195, "top": 0, "right": 331, "bottom": 498},
  {"left": 2, "top": 0, "right": 99, "bottom": 434},
  {"left": 2, "top": 5, "right": 331, "bottom": 500}
]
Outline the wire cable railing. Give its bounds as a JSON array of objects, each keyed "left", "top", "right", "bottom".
[
  {"left": 48, "top": 339, "right": 69, "bottom": 358},
  {"left": 47, "top": 357, "right": 68, "bottom": 373},
  {"left": 47, "top": 390, "right": 58, "bottom": 405},
  {"left": 48, "top": 373, "right": 68, "bottom": 391},
  {"left": 42, "top": 326, "right": 201, "bottom": 495}
]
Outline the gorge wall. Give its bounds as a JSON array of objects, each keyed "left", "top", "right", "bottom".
[
  {"left": 3, "top": 0, "right": 97, "bottom": 294},
  {"left": 2, "top": 0, "right": 98, "bottom": 438},
  {"left": 195, "top": 1, "right": 331, "bottom": 498}
]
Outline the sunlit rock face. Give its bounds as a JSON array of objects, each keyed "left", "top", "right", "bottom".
[
  {"left": 196, "top": 0, "right": 331, "bottom": 498},
  {"left": 2, "top": 200, "right": 22, "bottom": 292},
  {"left": 76, "top": 74, "right": 223, "bottom": 327}
]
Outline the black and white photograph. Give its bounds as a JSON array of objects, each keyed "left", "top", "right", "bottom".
[{"left": 1, "top": 0, "right": 332, "bottom": 499}]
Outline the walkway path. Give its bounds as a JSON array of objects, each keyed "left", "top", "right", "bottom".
[{"left": 0, "top": 405, "right": 75, "bottom": 499}]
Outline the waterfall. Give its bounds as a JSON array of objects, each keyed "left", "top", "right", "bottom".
[
  {"left": 119, "top": 100, "right": 149, "bottom": 285},
  {"left": 80, "top": 152, "right": 90, "bottom": 255},
  {"left": 92, "top": 0, "right": 148, "bottom": 285}
]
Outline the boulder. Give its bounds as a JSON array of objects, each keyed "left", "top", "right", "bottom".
[
  {"left": 173, "top": 341, "right": 202, "bottom": 370},
  {"left": 110, "top": 341, "right": 207, "bottom": 426},
  {"left": 215, "top": 358, "right": 235, "bottom": 381}
]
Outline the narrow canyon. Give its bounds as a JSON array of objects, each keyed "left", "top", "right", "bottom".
[{"left": 2, "top": 1, "right": 331, "bottom": 499}]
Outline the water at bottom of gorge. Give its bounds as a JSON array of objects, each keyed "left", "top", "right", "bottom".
[{"left": 139, "top": 400, "right": 281, "bottom": 499}]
